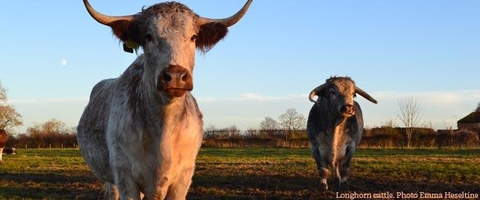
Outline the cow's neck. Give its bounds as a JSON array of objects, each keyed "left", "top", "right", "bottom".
[
  {"left": 161, "top": 95, "right": 190, "bottom": 125},
  {"left": 142, "top": 79, "right": 190, "bottom": 127},
  {"left": 331, "top": 117, "right": 350, "bottom": 165},
  {"left": 126, "top": 57, "right": 191, "bottom": 132},
  {"left": 138, "top": 73, "right": 193, "bottom": 150},
  {"left": 333, "top": 118, "right": 349, "bottom": 136},
  {"left": 316, "top": 100, "right": 338, "bottom": 130}
]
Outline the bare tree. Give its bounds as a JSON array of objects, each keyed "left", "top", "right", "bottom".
[
  {"left": 278, "top": 108, "right": 306, "bottom": 142},
  {"left": 259, "top": 116, "right": 279, "bottom": 138},
  {"left": 0, "top": 82, "right": 22, "bottom": 132},
  {"left": 20, "top": 119, "right": 76, "bottom": 148},
  {"left": 244, "top": 127, "right": 258, "bottom": 139},
  {"left": 0, "top": 83, "right": 6, "bottom": 102},
  {"left": 204, "top": 125, "right": 218, "bottom": 139},
  {"left": 397, "top": 97, "right": 424, "bottom": 148},
  {"left": 260, "top": 117, "right": 278, "bottom": 130},
  {"left": 226, "top": 125, "right": 242, "bottom": 139},
  {"left": 27, "top": 118, "right": 70, "bottom": 136}
]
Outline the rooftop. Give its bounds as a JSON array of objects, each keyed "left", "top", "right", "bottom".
[{"left": 458, "top": 110, "right": 480, "bottom": 124}]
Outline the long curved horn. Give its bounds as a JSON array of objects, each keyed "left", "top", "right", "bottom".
[
  {"left": 309, "top": 84, "right": 327, "bottom": 103},
  {"left": 83, "top": 0, "right": 134, "bottom": 26},
  {"left": 198, "top": 0, "right": 253, "bottom": 27},
  {"left": 355, "top": 86, "right": 378, "bottom": 104}
]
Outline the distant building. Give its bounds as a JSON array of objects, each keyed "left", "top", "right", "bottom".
[{"left": 457, "top": 106, "right": 480, "bottom": 133}]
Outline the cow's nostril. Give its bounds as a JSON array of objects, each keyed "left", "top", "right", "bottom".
[
  {"left": 339, "top": 104, "right": 354, "bottom": 114},
  {"left": 182, "top": 72, "right": 190, "bottom": 82},
  {"left": 159, "top": 65, "right": 193, "bottom": 93},
  {"left": 163, "top": 72, "right": 172, "bottom": 82}
]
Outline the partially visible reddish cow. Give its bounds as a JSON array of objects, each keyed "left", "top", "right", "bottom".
[{"left": 0, "top": 129, "right": 8, "bottom": 164}]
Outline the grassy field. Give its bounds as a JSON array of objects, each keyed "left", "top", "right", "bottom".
[{"left": 0, "top": 148, "right": 479, "bottom": 199}]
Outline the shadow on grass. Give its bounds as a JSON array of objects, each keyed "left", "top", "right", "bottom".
[
  {"left": 2, "top": 160, "right": 479, "bottom": 199},
  {"left": 0, "top": 172, "right": 103, "bottom": 199},
  {"left": 189, "top": 172, "right": 480, "bottom": 199},
  {"left": 190, "top": 173, "right": 338, "bottom": 199}
]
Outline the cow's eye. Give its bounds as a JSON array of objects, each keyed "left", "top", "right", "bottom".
[
  {"left": 329, "top": 88, "right": 336, "bottom": 94},
  {"left": 145, "top": 33, "right": 153, "bottom": 42},
  {"left": 190, "top": 34, "right": 197, "bottom": 42}
]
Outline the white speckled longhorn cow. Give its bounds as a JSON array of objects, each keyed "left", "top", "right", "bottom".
[
  {"left": 307, "top": 76, "right": 377, "bottom": 191},
  {"left": 76, "top": 0, "right": 252, "bottom": 199}
]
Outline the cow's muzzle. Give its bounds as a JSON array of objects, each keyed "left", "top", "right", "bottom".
[
  {"left": 158, "top": 65, "right": 193, "bottom": 97},
  {"left": 339, "top": 104, "right": 355, "bottom": 116}
]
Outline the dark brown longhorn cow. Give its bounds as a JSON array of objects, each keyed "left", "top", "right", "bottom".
[{"left": 307, "top": 76, "right": 377, "bottom": 191}]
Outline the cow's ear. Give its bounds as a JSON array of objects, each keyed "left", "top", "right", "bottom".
[
  {"left": 109, "top": 20, "right": 131, "bottom": 42},
  {"left": 196, "top": 22, "right": 228, "bottom": 52},
  {"left": 109, "top": 20, "right": 142, "bottom": 53}
]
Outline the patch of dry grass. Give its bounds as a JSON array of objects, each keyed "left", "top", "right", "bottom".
[{"left": 0, "top": 148, "right": 478, "bottom": 199}]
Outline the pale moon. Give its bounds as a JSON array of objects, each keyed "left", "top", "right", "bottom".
[{"left": 61, "top": 59, "right": 67, "bottom": 66}]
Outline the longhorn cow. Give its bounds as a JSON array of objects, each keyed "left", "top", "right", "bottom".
[
  {"left": 77, "top": 0, "right": 252, "bottom": 199},
  {"left": 306, "top": 76, "right": 377, "bottom": 191}
]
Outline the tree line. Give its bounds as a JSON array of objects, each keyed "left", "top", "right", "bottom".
[
  {"left": 201, "top": 126, "right": 479, "bottom": 149},
  {"left": 7, "top": 119, "right": 77, "bottom": 148},
  {"left": 1, "top": 82, "right": 479, "bottom": 149},
  {"left": 3, "top": 112, "right": 479, "bottom": 150}
]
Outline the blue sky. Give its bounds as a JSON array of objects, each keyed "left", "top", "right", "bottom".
[{"left": 1, "top": 0, "right": 479, "bottom": 133}]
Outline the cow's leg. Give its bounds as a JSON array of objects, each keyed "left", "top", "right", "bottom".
[
  {"left": 165, "top": 167, "right": 195, "bottom": 199},
  {"left": 113, "top": 167, "right": 141, "bottom": 200},
  {"left": 312, "top": 146, "right": 330, "bottom": 191},
  {"left": 0, "top": 147, "right": 3, "bottom": 164},
  {"left": 141, "top": 173, "right": 169, "bottom": 200},
  {"left": 337, "top": 147, "right": 354, "bottom": 191},
  {"left": 104, "top": 182, "right": 119, "bottom": 200}
]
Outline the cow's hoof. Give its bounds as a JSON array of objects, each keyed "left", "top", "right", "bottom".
[
  {"left": 320, "top": 183, "right": 328, "bottom": 191},
  {"left": 337, "top": 181, "right": 349, "bottom": 192}
]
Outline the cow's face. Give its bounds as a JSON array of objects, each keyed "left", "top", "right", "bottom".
[
  {"left": 83, "top": 0, "right": 252, "bottom": 98},
  {"left": 325, "top": 79, "right": 356, "bottom": 118},
  {"left": 138, "top": 4, "right": 201, "bottom": 97},
  {"left": 309, "top": 76, "right": 378, "bottom": 120}
]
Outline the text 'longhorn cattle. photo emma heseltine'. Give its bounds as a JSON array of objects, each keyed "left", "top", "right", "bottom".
[
  {"left": 76, "top": 0, "right": 252, "bottom": 199},
  {"left": 306, "top": 76, "right": 377, "bottom": 191}
]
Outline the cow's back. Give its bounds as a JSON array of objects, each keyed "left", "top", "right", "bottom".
[{"left": 77, "top": 78, "right": 117, "bottom": 182}]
